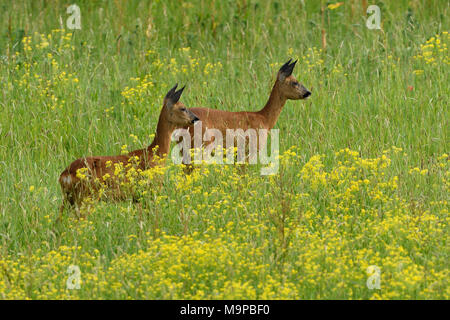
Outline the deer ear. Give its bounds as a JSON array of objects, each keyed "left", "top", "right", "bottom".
[
  {"left": 278, "top": 59, "right": 297, "bottom": 81},
  {"left": 172, "top": 85, "right": 185, "bottom": 104},
  {"left": 165, "top": 83, "right": 179, "bottom": 108}
]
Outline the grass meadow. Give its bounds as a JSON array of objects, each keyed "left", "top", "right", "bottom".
[{"left": 0, "top": 0, "right": 448, "bottom": 299}]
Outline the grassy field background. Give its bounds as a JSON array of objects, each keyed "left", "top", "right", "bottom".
[{"left": 0, "top": 0, "right": 448, "bottom": 299}]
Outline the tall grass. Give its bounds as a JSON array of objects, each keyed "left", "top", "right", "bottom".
[{"left": 0, "top": 0, "right": 448, "bottom": 299}]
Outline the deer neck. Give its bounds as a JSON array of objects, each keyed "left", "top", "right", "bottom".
[
  {"left": 147, "top": 113, "right": 174, "bottom": 160},
  {"left": 126, "top": 111, "right": 174, "bottom": 169},
  {"left": 258, "top": 81, "right": 287, "bottom": 129}
]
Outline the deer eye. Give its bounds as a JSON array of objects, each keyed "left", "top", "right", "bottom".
[
  {"left": 291, "top": 81, "right": 299, "bottom": 87},
  {"left": 180, "top": 108, "right": 186, "bottom": 112}
]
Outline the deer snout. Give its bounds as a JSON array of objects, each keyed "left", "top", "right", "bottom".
[
  {"left": 191, "top": 116, "right": 200, "bottom": 124},
  {"left": 190, "top": 112, "right": 200, "bottom": 123},
  {"left": 187, "top": 109, "right": 200, "bottom": 124},
  {"left": 303, "top": 90, "right": 311, "bottom": 98}
]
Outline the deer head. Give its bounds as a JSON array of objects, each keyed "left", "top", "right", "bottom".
[
  {"left": 277, "top": 59, "right": 311, "bottom": 100},
  {"left": 163, "top": 84, "right": 199, "bottom": 126}
]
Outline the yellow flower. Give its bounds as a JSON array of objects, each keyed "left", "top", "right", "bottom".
[
  {"left": 328, "top": 2, "right": 344, "bottom": 10},
  {"left": 76, "top": 167, "right": 89, "bottom": 180}
]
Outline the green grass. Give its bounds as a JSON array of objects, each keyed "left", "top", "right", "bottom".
[{"left": 0, "top": 0, "right": 448, "bottom": 299}]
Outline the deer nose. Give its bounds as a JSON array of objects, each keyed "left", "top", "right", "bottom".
[
  {"left": 304, "top": 91, "right": 311, "bottom": 98},
  {"left": 192, "top": 116, "right": 200, "bottom": 124}
]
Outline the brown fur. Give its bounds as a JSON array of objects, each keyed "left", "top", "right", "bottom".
[
  {"left": 58, "top": 85, "right": 198, "bottom": 218},
  {"left": 183, "top": 60, "right": 310, "bottom": 150}
]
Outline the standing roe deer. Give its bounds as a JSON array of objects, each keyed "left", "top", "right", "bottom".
[
  {"left": 58, "top": 84, "right": 199, "bottom": 217},
  {"left": 181, "top": 59, "right": 310, "bottom": 161}
]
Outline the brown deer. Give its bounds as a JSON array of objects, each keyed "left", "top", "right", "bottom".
[
  {"left": 181, "top": 59, "right": 310, "bottom": 161},
  {"left": 58, "top": 84, "right": 199, "bottom": 217}
]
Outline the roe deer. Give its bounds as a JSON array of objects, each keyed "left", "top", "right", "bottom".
[
  {"left": 182, "top": 59, "right": 310, "bottom": 160},
  {"left": 58, "top": 84, "right": 199, "bottom": 217}
]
